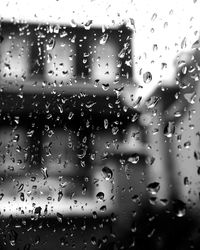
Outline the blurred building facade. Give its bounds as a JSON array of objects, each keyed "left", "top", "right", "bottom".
[{"left": 0, "top": 20, "right": 200, "bottom": 249}]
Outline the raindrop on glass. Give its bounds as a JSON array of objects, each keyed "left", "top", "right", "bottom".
[
  {"left": 164, "top": 121, "right": 175, "bottom": 138},
  {"left": 96, "top": 192, "right": 105, "bottom": 201},
  {"left": 46, "top": 37, "right": 56, "bottom": 51},
  {"left": 102, "top": 166, "right": 113, "bottom": 180},
  {"left": 143, "top": 72, "right": 152, "bottom": 83},
  {"left": 100, "top": 33, "right": 109, "bottom": 45},
  {"left": 147, "top": 182, "right": 160, "bottom": 195}
]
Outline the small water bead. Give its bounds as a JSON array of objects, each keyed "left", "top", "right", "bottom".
[
  {"left": 143, "top": 72, "right": 152, "bottom": 83},
  {"left": 128, "top": 154, "right": 140, "bottom": 164},
  {"left": 96, "top": 192, "right": 104, "bottom": 201},
  {"left": 102, "top": 166, "right": 113, "bottom": 180},
  {"left": 20, "top": 192, "right": 25, "bottom": 201},
  {"left": 184, "top": 141, "right": 191, "bottom": 149},
  {"left": 173, "top": 200, "right": 186, "bottom": 217},
  {"left": 147, "top": 182, "right": 160, "bottom": 195},
  {"left": 145, "top": 156, "right": 155, "bottom": 166},
  {"left": 57, "top": 212, "right": 63, "bottom": 223},
  {"left": 100, "top": 205, "right": 107, "bottom": 212},
  {"left": 99, "top": 33, "right": 109, "bottom": 45},
  {"left": 84, "top": 20, "right": 93, "bottom": 30},
  {"left": 41, "top": 167, "right": 48, "bottom": 179},
  {"left": 46, "top": 37, "right": 56, "bottom": 51},
  {"left": 164, "top": 121, "right": 175, "bottom": 138},
  {"left": 145, "top": 96, "right": 159, "bottom": 109},
  {"left": 58, "top": 190, "right": 63, "bottom": 202}
]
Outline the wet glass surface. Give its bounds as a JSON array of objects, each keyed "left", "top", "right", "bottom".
[{"left": 1, "top": 1, "right": 200, "bottom": 249}]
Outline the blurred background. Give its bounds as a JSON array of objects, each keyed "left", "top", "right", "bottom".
[{"left": 0, "top": 0, "right": 200, "bottom": 249}]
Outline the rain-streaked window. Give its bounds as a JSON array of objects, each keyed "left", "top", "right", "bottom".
[{"left": 1, "top": 1, "right": 200, "bottom": 249}]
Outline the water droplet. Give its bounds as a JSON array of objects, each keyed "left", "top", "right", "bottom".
[
  {"left": 132, "top": 96, "right": 142, "bottom": 109},
  {"left": 104, "top": 119, "right": 108, "bottom": 129},
  {"left": 84, "top": 20, "right": 93, "bottom": 30},
  {"left": 27, "top": 130, "right": 34, "bottom": 137},
  {"left": 184, "top": 92, "right": 196, "bottom": 104},
  {"left": 184, "top": 177, "right": 190, "bottom": 186},
  {"left": 58, "top": 190, "right": 63, "bottom": 201},
  {"left": 174, "top": 111, "right": 182, "bottom": 118},
  {"left": 181, "top": 37, "right": 187, "bottom": 49},
  {"left": 132, "top": 113, "right": 139, "bottom": 122},
  {"left": 60, "top": 30, "right": 68, "bottom": 38},
  {"left": 102, "top": 83, "right": 110, "bottom": 91},
  {"left": 194, "top": 151, "right": 200, "bottom": 161},
  {"left": 13, "top": 134, "right": 20, "bottom": 142},
  {"left": 85, "top": 101, "right": 96, "bottom": 109},
  {"left": 125, "top": 59, "right": 132, "bottom": 67},
  {"left": 153, "top": 44, "right": 158, "bottom": 51},
  {"left": 92, "top": 211, "right": 97, "bottom": 219},
  {"left": 145, "top": 156, "right": 155, "bottom": 166},
  {"left": 100, "top": 33, "right": 109, "bottom": 45},
  {"left": 46, "top": 37, "right": 56, "bottom": 51},
  {"left": 68, "top": 112, "right": 74, "bottom": 120},
  {"left": 0, "top": 193, "right": 4, "bottom": 200},
  {"left": 70, "top": 19, "right": 77, "bottom": 27},
  {"left": 118, "top": 47, "right": 126, "bottom": 58},
  {"left": 18, "top": 183, "right": 24, "bottom": 192},
  {"left": 41, "top": 167, "right": 48, "bottom": 179},
  {"left": 9, "top": 230, "right": 18, "bottom": 246},
  {"left": 57, "top": 212, "right": 63, "bottom": 223},
  {"left": 183, "top": 141, "right": 191, "bottom": 149},
  {"left": 60, "top": 181, "right": 69, "bottom": 188},
  {"left": 102, "top": 166, "right": 113, "bottom": 180},
  {"left": 181, "top": 65, "right": 187, "bottom": 74},
  {"left": 192, "top": 39, "right": 200, "bottom": 49},
  {"left": 20, "top": 192, "right": 25, "bottom": 201},
  {"left": 145, "top": 96, "right": 159, "bottom": 109},
  {"left": 178, "top": 79, "right": 191, "bottom": 89},
  {"left": 164, "top": 121, "right": 175, "bottom": 138},
  {"left": 143, "top": 72, "right": 152, "bottom": 83},
  {"left": 112, "top": 126, "right": 119, "bottom": 135},
  {"left": 47, "top": 53, "right": 52, "bottom": 63},
  {"left": 151, "top": 13, "right": 157, "bottom": 21},
  {"left": 91, "top": 236, "right": 97, "bottom": 245},
  {"left": 126, "top": 18, "right": 136, "bottom": 32},
  {"left": 96, "top": 192, "right": 104, "bottom": 201},
  {"left": 147, "top": 182, "right": 160, "bottom": 195},
  {"left": 100, "top": 205, "right": 107, "bottom": 212},
  {"left": 160, "top": 198, "right": 168, "bottom": 206},
  {"left": 71, "top": 35, "right": 76, "bottom": 43},
  {"left": 128, "top": 154, "right": 140, "bottom": 164},
  {"left": 111, "top": 212, "right": 117, "bottom": 222},
  {"left": 173, "top": 199, "right": 186, "bottom": 217},
  {"left": 34, "top": 207, "right": 42, "bottom": 217}
]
